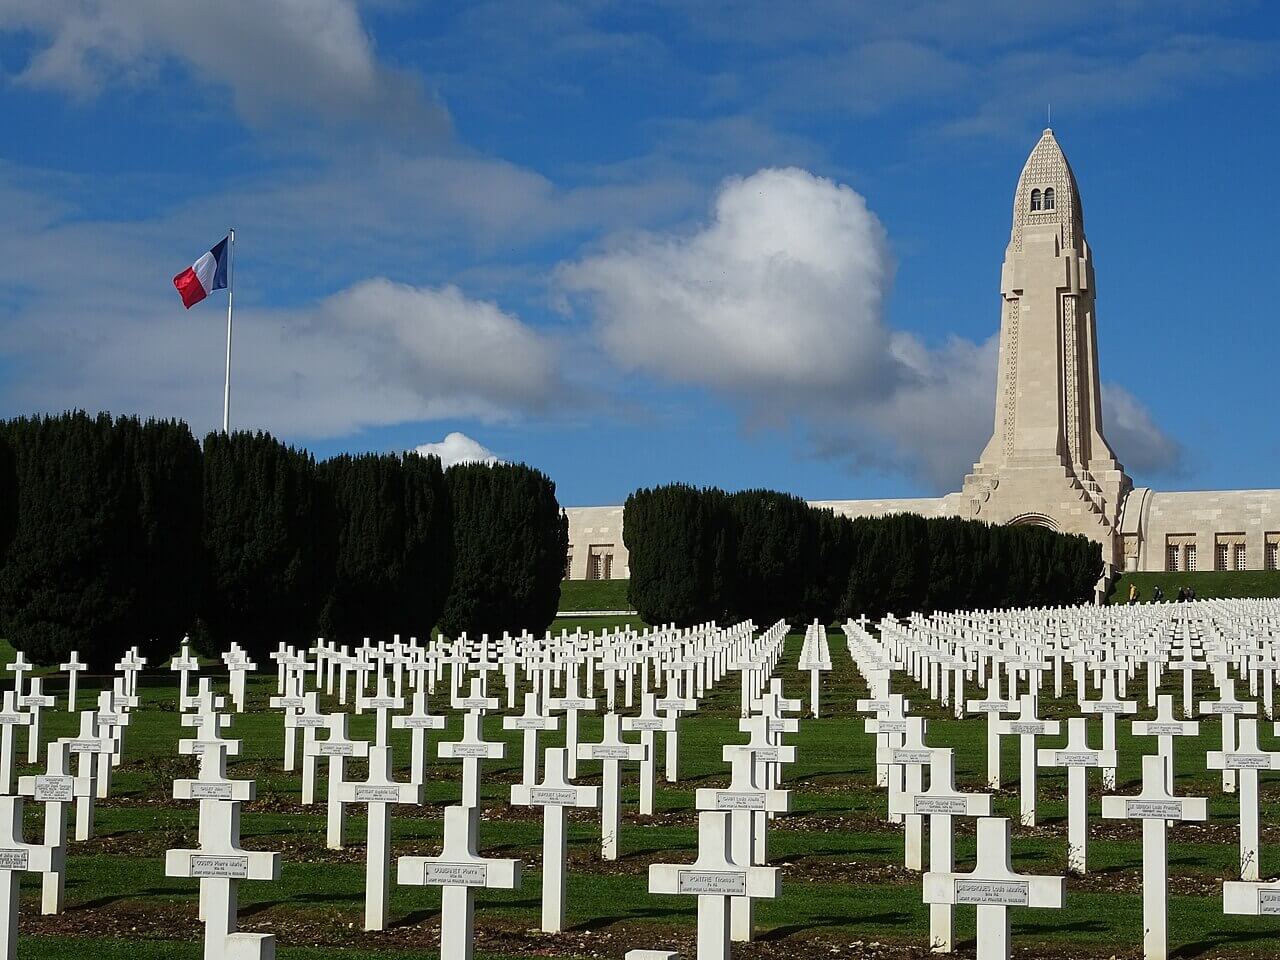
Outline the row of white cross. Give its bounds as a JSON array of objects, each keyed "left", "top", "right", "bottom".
[
  {"left": 0, "top": 617, "right": 811, "bottom": 960},
  {"left": 849, "top": 597, "right": 1280, "bottom": 960}
]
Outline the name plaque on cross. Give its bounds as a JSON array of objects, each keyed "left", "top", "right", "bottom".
[
  {"left": 275, "top": 697, "right": 306, "bottom": 708},
  {"left": 529, "top": 788, "right": 578, "bottom": 805},
  {"left": 398, "top": 717, "right": 437, "bottom": 729},
  {"left": 676, "top": 870, "right": 747, "bottom": 895},
  {"left": 191, "top": 855, "right": 249, "bottom": 878},
  {"left": 0, "top": 849, "right": 30, "bottom": 871},
  {"left": 1259, "top": 890, "right": 1280, "bottom": 915},
  {"left": 451, "top": 744, "right": 493, "bottom": 758},
  {"left": 1224, "top": 754, "right": 1273, "bottom": 769},
  {"left": 293, "top": 717, "right": 326, "bottom": 728},
  {"left": 629, "top": 719, "right": 667, "bottom": 731},
  {"left": 509, "top": 718, "right": 548, "bottom": 730},
  {"left": 317, "top": 743, "right": 356, "bottom": 757},
  {"left": 558, "top": 698, "right": 593, "bottom": 710},
  {"left": 1052, "top": 752, "right": 1101, "bottom": 766},
  {"left": 1009, "top": 722, "right": 1048, "bottom": 735},
  {"left": 750, "top": 747, "right": 780, "bottom": 761},
  {"left": 191, "top": 783, "right": 234, "bottom": 800},
  {"left": 354, "top": 786, "right": 401, "bottom": 803},
  {"left": 714, "top": 791, "right": 766, "bottom": 810},
  {"left": 34, "top": 776, "right": 74, "bottom": 802},
  {"left": 0, "top": 713, "right": 24, "bottom": 724},
  {"left": 1124, "top": 799, "right": 1183, "bottom": 818},
  {"left": 1143, "top": 723, "right": 1188, "bottom": 735},
  {"left": 1207, "top": 703, "right": 1247, "bottom": 714},
  {"left": 68, "top": 739, "right": 100, "bottom": 753},
  {"left": 366, "top": 698, "right": 399, "bottom": 709},
  {"left": 892, "top": 749, "right": 933, "bottom": 764},
  {"left": 590, "top": 746, "right": 635, "bottom": 760},
  {"left": 971, "top": 702, "right": 1011, "bottom": 714},
  {"left": 876, "top": 720, "right": 908, "bottom": 733},
  {"left": 954, "top": 879, "right": 1029, "bottom": 905},
  {"left": 423, "top": 862, "right": 487, "bottom": 886},
  {"left": 915, "top": 796, "right": 969, "bottom": 815}
]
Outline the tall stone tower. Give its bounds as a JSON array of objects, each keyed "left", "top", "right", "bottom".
[{"left": 960, "top": 128, "right": 1130, "bottom": 566}]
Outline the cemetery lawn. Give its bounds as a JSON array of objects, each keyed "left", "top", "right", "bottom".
[
  {"left": 1108, "top": 570, "right": 1280, "bottom": 604},
  {"left": 5, "top": 637, "right": 1280, "bottom": 958},
  {"left": 557, "top": 578, "right": 633, "bottom": 612}
]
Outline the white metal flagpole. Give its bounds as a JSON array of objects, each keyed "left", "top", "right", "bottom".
[{"left": 222, "top": 228, "right": 235, "bottom": 433}]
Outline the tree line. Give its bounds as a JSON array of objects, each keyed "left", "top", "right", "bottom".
[
  {"left": 0, "top": 413, "right": 567, "bottom": 666},
  {"left": 624, "top": 485, "right": 1103, "bottom": 626}
]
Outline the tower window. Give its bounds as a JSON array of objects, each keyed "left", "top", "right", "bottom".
[
  {"left": 1043, "top": 188, "right": 1055, "bottom": 210},
  {"left": 1030, "top": 189, "right": 1042, "bottom": 211}
]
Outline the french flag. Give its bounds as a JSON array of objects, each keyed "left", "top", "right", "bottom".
[{"left": 173, "top": 236, "right": 229, "bottom": 309}]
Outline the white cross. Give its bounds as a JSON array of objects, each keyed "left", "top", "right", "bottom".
[
  {"left": 358, "top": 670, "right": 405, "bottom": 747},
  {"left": 1036, "top": 716, "right": 1115, "bottom": 874},
  {"left": 547, "top": 673, "right": 596, "bottom": 780},
  {"left": 0, "top": 793, "right": 61, "bottom": 959},
  {"left": 438, "top": 709, "right": 504, "bottom": 809},
  {"left": 923, "top": 816, "right": 1064, "bottom": 960},
  {"left": 994, "top": 694, "right": 1059, "bottom": 826},
  {"left": 1199, "top": 678, "right": 1257, "bottom": 794},
  {"left": 165, "top": 741, "right": 281, "bottom": 960},
  {"left": 391, "top": 690, "right": 445, "bottom": 786},
  {"left": 503, "top": 692, "right": 558, "bottom": 789},
  {"left": 510, "top": 746, "right": 599, "bottom": 932},
  {"left": 335, "top": 744, "right": 421, "bottom": 930},
  {"left": 1206, "top": 717, "right": 1280, "bottom": 881},
  {"left": 724, "top": 716, "right": 797, "bottom": 864},
  {"left": 695, "top": 742, "right": 789, "bottom": 943},
  {"left": 876, "top": 715, "right": 938, "bottom": 871},
  {"left": 0, "top": 690, "right": 33, "bottom": 795},
  {"left": 654, "top": 674, "right": 696, "bottom": 783},
  {"left": 17, "top": 740, "right": 91, "bottom": 915},
  {"left": 268, "top": 672, "right": 307, "bottom": 772},
  {"left": 171, "top": 639, "right": 200, "bottom": 710},
  {"left": 1102, "top": 753, "right": 1208, "bottom": 960},
  {"left": 58, "top": 652, "right": 87, "bottom": 713},
  {"left": 622, "top": 692, "right": 675, "bottom": 815},
  {"left": 1078, "top": 670, "right": 1136, "bottom": 790},
  {"left": 649, "top": 811, "right": 780, "bottom": 960},
  {"left": 965, "top": 675, "right": 1014, "bottom": 790},
  {"left": 5, "top": 653, "right": 31, "bottom": 699},
  {"left": 312, "top": 713, "right": 370, "bottom": 850},
  {"left": 18, "top": 677, "right": 55, "bottom": 764},
  {"left": 579, "top": 712, "right": 646, "bottom": 861},
  {"left": 1131, "top": 694, "right": 1199, "bottom": 794},
  {"left": 64, "top": 711, "right": 110, "bottom": 840},
  {"left": 396, "top": 804, "right": 521, "bottom": 960},
  {"left": 891, "top": 748, "right": 990, "bottom": 952}
]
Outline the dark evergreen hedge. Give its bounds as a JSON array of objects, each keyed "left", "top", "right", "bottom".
[
  {"left": 439, "top": 461, "right": 566, "bottom": 640},
  {"left": 317, "top": 451, "right": 451, "bottom": 644},
  {"left": 0, "top": 412, "right": 202, "bottom": 666},
  {"left": 0, "top": 414, "right": 564, "bottom": 663},
  {"left": 625, "top": 483, "right": 1103, "bottom": 626},
  {"left": 198, "top": 431, "right": 331, "bottom": 658}
]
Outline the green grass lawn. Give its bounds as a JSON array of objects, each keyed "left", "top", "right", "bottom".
[
  {"left": 4, "top": 632, "right": 1280, "bottom": 958},
  {"left": 556, "top": 578, "right": 632, "bottom": 611},
  {"left": 1108, "top": 569, "right": 1280, "bottom": 604}
]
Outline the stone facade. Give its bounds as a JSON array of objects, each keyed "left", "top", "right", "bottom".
[{"left": 563, "top": 130, "right": 1280, "bottom": 587}]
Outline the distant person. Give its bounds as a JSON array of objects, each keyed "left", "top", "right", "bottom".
[
  {"left": 1128, "top": 582, "right": 1139, "bottom": 604},
  {"left": 1153, "top": 585, "right": 1164, "bottom": 602},
  {"left": 1177, "top": 585, "right": 1188, "bottom": 602},
  {"left": 1188, "top": 586, "right": 1196, "bottom": 601}
]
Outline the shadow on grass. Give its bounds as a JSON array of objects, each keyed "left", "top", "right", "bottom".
[{"left": 1172, "top": 929, "right": 1279, "bottom": 958}]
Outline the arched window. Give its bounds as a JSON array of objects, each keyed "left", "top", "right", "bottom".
[
  {"left": 1030, "top": 189, "right": 1042, "bottom": 211},
  {"left": 1043, "top": 187, "right": 1055, "bottom": 210}
]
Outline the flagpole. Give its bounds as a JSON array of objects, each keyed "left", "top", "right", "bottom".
[{"left": 222, "top": 228, "right": 235, "bottom": 433}]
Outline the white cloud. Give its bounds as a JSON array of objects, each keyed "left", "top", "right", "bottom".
[
  {"left": 1102, "top": 383, "right": 1186, "bottom": 478},
  {"left": 414, "top": 432, "right": 501, "bottom": 468},
  {"left": 0, "top": 0, "right": 445, "bottom": 131},
  {"left": 560, "top": 167, "right": 898, "bottom": 397}
]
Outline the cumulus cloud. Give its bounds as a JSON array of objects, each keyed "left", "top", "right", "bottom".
[
  {"left": 1102, "top": 383, "right": 1186, "bottom": 478},
  {"left": 414, "top": 432, "right": 502, "bottom": 468},
  {"left": 0, "top": 0, "right": 445, "bottom": 131},
  {"left": 560, "top": 167, "right": 989, "bottom": 488},
  {"left": 0, "top": 266, "right": 560, "bottom": 438},
  {"left": 560, "top": 167, "right": 898, "bottom": 398}
]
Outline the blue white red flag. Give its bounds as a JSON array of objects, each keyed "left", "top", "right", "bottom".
[{"left": 173, "top": 236, "right": 229, "bottom": 309}]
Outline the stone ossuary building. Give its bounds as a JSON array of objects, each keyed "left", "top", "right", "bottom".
[{"left": 564, "top": 130, "right": 1280, "bottom": 587}]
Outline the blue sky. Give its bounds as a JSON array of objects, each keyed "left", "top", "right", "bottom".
[{"left": 0, "top": 1, "right": 1276, "bottom": 505}]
